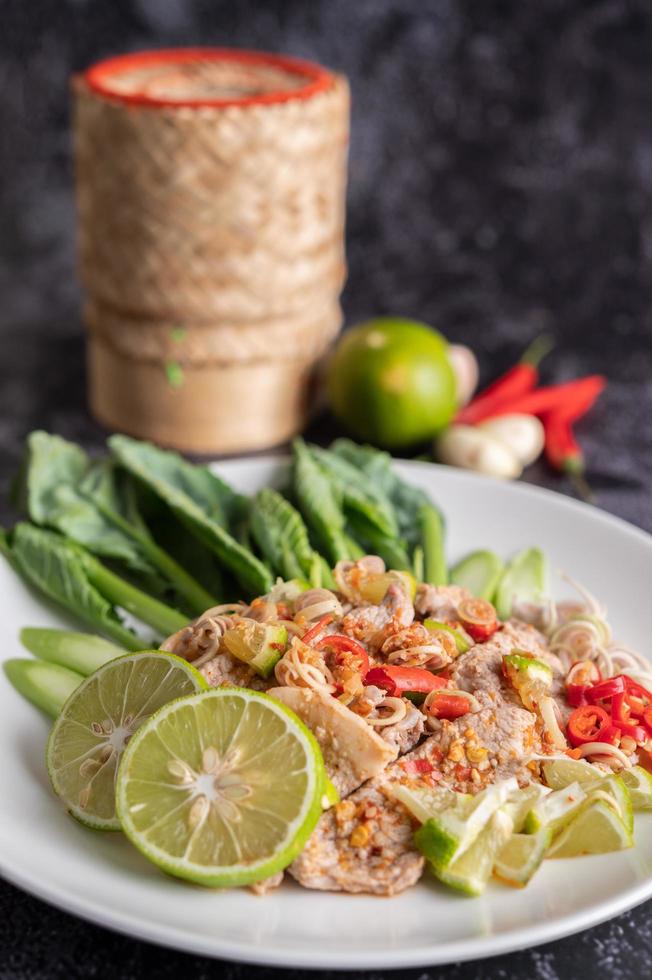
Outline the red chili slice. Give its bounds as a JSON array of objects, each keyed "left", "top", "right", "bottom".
[
  {"left": 565, "top": 684, "right": 590, "bottom": 708},
  {"left": 587, "top": 675, "right": 627, "bottom": 702},
  {"left": 566, "top": 704, "right": 612, "bottom": 747},
  {"left": 315, "top": 634, "right": 369, "bottom": 675},
  {"left": 457, "top": 598, "right": 499, "bottom": 642},
  {"left": 364, "top": 665, "right": 448, "bottom": 697},
  {"left": 425, "top": 692, "right": 471, "bottom": 720},
  {"left": 301, "top": 614, "right": 334, "bottom": 645}
]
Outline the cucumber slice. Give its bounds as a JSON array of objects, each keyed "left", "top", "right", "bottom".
[
  {"left": 450, "top": 550, "right": 504, "bottom": 601},
  {"left": 222, "top": 622, "right": 288, "bottom": 678},
  {"left": 4, "top": 658, "right": 83, "bottom": 718},
  {"left": 20, "top": 628, "right": 123, "bottom": 676},
  {"left": 495, "top": 547, "right": 547, "bottom": 620}
]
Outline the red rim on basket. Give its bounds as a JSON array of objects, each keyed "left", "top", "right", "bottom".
[{"left": 83, "top": 48, "right": 334, "bottom": 109}]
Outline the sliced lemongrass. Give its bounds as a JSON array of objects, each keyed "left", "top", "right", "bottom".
[
  {"left": 367, "top": 697, "right": 408, "bottom": 727},
  {"left": 575, "top": 742, "right": 632, "bottom": 767},
  {"left": 556, "top": 571, "right": 607, "bottom": 620},
  {"left": 296, "top": 599, "right": 342, "bottom": 622}
]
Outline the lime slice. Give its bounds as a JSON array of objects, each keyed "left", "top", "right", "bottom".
[
  {"left": 503, "top": 783, "right": 551, "bottom": 833},
  {"left": 116, "top": 688, "right": 325, "bottom": 887},
  {"left": 46, "top": 651, "right": 206, "bottom": 830},
  {"left": 524, "top": 782, "right": 587, "bottom": 835},
  {"left": 436, "top": 810, "right": 514, "bottom": 896},
  {"left": 547, "top": 799, "right": 633, "bottom": 858},
  {"left": 322, "top": 776, "right": 340, "bottom": 809},
  {"left": 621, "top": 765, "right": 652, "bottom": 810},
  {"left": 391, "top": 782, "right": 468, "bottom": 824},
  {"left": 359, "top": 570, "right": 417, "bottom": 604},
  {"left": 414, "top": 778, "right": 517, "bottom": 869},
  {"left": 222, "top": 621, "right": 288, "bottom": 678},
  {"left": 588, "top": 774, "right": 633, "bottom": 834},
  {"left": 502, "top": 652, "right": 552, "bottom": 710},
  {"left": 542, "top": 757, "right": 607, "bottom": 791},
  {"left": 494, "top": 828, "right": 552, "bottom": 887}
]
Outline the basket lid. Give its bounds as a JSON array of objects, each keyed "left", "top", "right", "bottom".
[{"left": 83, "top": 48, "right": 334, "bottom": 109}]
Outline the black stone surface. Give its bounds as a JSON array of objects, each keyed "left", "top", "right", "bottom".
[{"left": 1, "top": 1, "right": 651, "bottom": 978}]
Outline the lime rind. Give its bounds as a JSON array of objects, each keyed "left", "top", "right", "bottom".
[
  {"left": 435, "top": 810, "right": 514, "bottom": 896},
  {"left": 524, "top": 781, "right": 587, "bottom": 835},
  {"left": 542, "top": 757, "right": 606, "bottom": 791},
  {"left": 115, "top": 688, "right": 326, "bottom": 888},
  {"left": 46, "top": 651, "right": 207, "bottom": 831},
  {"left": 586, "top": 775, "right": 633, "bottom": 834},
  {"left": 494, "top": 828, "right": 552, "bottom": 887}
]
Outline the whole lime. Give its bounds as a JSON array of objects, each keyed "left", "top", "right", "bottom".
[{"left": 326, "top": 317, "right": 457, "bottom": 448}]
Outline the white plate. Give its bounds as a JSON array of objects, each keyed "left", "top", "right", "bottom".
[{"left": 1, "top": 458, "right": 652, "bottom": 970}]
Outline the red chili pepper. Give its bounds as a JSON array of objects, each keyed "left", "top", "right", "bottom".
[
  {"left": 364, "top": 665, "right": 448, "bottom": 697},
  {"left": 566, "top": 684, "right": 590, "bottom": 708},
  {"left": 301, "top": 614, "right": 334, "bottom": 645},
  {"left": 315, "top": 634, "right": 369, "bottom": 675},
  {"left": 624, "top": 677, "right": 652, "bottom": 705},
  {"left": 595, "top": 724, "right": 623, "bottom": 746},
  {"left": 588, "top": 676, "right": 627, "bottom": 702},
  {"left": 567, "top": 704, "right": 612, "bottom": 746},
  {"left": 457, "top": 598, "right": 499, "bottom": 642},
  {"left": 456, "top": 336, "right": 552, "bottom": 425},
  {"left": 425, "top": 692, "right": 472, "bottom": 720},
  {"left": 643, "top": 706, "right": 652, "bottom": 734}
]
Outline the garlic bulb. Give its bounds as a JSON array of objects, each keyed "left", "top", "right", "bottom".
[
  {"left": 480, "top": 414, "right": 544, "bottom": 467},
  {"left": 436, "top": 425, "right": 522, "bottom": 479},
  {"left": 448, "top": 344, "right": 479, "bottom": 407}
]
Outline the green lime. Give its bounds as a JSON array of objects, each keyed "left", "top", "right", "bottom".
[
  {"left": 547, "top": 799, "right": 633, "bottom": 858},
  {"left": 46, "top": 651, "right": 207, "bottom": 830},
  {"left": 436, "top": 810, "right": 514, "bottom": 896},
  {"left": 326, "top": 318, "right": 457, "bottom": 448},
  {"left": 621, "top": 765, "right": 652, "bottom": 810},
  {"left": 494, "top": 828, "right": 552, "bottom": 887},
  {"left": 542, "top": 757, "right": 606, "bottom": 791},
  {"left": 116, "top": 688, "right": 325, "bottom": 888},
  {"left": 524, "top": 781, "right": 587, "bottom": 835}
]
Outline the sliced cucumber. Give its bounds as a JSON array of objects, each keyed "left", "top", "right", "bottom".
[
  {"left": 495, "top": 547, "right": 547, "bottom": 620},
  {"left": 4, "top": 658, "right": 83, "bottom": 718},
  {"left": 450, "top": 550, "right": 504, "bottom": 601},
  {"left": 20, "top": 628, "right": 123, "bottom": 676}
]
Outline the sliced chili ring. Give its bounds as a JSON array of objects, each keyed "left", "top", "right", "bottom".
[
  {"left": 587, "top": 675, "right": 626, "bottom": 702},
  {"left": 566, "top": 704, "right": 612, "bottom": 747},
  {"left": 457, "top": 597, "right": 499, "bottom": 642},
  {"left": 301, "top": 613, "right": 334, "bottom": 645},
  {"left": 315, "top": 633, "right": 369, "bottom": 675},
  {"left": 565, "top": 684, "right": 590, "bottom": 708}
]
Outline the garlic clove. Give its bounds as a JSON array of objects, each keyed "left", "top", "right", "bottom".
[
  {"left": 448, "top": 344, "right": 479, "bottom": 407},
  {"left": 435, "top": 425, "right": 523, "bottom": 480},
  {"left": 479, "top": 414, "right": 545, "bottom": 467}
]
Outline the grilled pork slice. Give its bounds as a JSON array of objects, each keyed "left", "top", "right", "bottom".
[
  {"left": 414, "top": 583, "right": 471, "bottom": 621},
  {"left": 341, "top": 582, "right": 415, "bottom": 649},
  {"left": 268, "top": 686, "right": 397, "bottom": 797}
]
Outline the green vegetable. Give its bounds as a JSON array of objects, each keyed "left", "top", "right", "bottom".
[
  {"left": 8, "top": 523, "right": 184, "bottom": 649},
  {"left": 20, "top": 627, "right": 124, "bottom": 675},
  {"left": 450, "top": 550, "right": 505, "bottom": 601},
  {"left": 291, "top": 439, "right": 350, "bottom": 565},
  {"left": 502, "top": 651, "right": 553, "bottom": 710},
  {"left": 495, "top": 547, "right": 548, "bottom": 620},
  {"left": 418, "top": 504, "right": 448, "bottom": 585},
  {"left": 4, "top": 658, "right": 83, "bottom": 718},
  {"left": 109, "top": 435, "right": 271, "bottom": 596},
  {"left": 14, "top": 432, "right": 215, "bottom": 615},
  {"left": 310, "top": 446, "right": 398, "bottom": 538},
  {"left": 424, "top": 619, "right": 471, "bottom": 654},
  {"left": 250, "top": 488, "right": 319, "bottom": 581}
]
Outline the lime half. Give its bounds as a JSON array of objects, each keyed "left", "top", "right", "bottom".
[
  {"left": 47, "top": 651, "right": 207, "bottom": 830},
  {"left": 116, "top": 688, "right": 325, "bottom": 888}
]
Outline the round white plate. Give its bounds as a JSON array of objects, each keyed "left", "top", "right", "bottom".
[{"left": 1, "top": 458, "right": 652, "bottom": 970}]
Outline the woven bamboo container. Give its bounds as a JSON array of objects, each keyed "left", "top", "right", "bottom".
[{"left": 73, "top": 49, "right": 349, "bottom": 453}]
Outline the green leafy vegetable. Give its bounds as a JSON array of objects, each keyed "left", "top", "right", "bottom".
[
  {"left": 310, "top": 446, "right": 398, "bottom": 538},
  {"left": 418, "top": 505, "right": 448, "bottom": 585},
  {"left": 291, "top": 439, "right": 351, "bottom": 565},
  {"left": 8, "top": 524, "right": 187, "bottom": 648},
  {"left": 14, "top": 432, "right": 215, "bottom": 614},
  {"left": 249, "top": 488, "right": 319, "bottom": 582},
  {"left": 109, "top": 435, "right": 271, "bottom": 596}
]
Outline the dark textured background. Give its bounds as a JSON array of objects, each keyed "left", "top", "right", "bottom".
[{"left": 1, "top": 1, "right": 651, "bottom": 977}]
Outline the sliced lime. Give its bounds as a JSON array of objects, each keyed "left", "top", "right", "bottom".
[
  {"left": 524, "top": 781, "right": 587, "bottom": 835},
  {"left": 222, "top": 621, "right": 288, "bottom": 678},
  {"left": 116, "top": 688, "right": 325, "bottom": 887},
  {"left": 414, "top": 778, "right": 517, "bottom": 870},
  {"left": 47, "top": 651, "right": 206, "bottom": 830},
  {"left": 503, "top": 783, "right": 551, "bottom": 833},
  {"left": 547, "top": 799, "right": 633, "bottom": 858},
  {"left": 494, "top": 828, "right": 552, "bottom": 887},
  {"left": 502, "top": 652, "right": 552, "bottom": 709},
  {"left": 542, "top": 757, "right": 606, "bottom": 791},
  {"left": 322, "top": 776, "right": 340, "bottom": 809},
  {"left": 621, "top": 765, "right": 652, "bottom": 810},
  {"left": 436, "top": 810, "right": 514, "bottom": 896},
  {"left": 588, "top": 774, "right": 633, "bottom": 834},
  {"left": 390, "top": 782, "right": 467, "bottom": 824}
]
